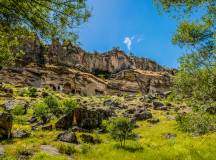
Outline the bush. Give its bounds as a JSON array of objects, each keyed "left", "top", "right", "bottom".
[
  {"left": 44, "top": 95, "right": 61, "bottom": 116},
  {"left": 61, "top": 98, "right": 78, "bottom": 113},
  {"left": 28, "top": 87, "right": 37, "bottom": 97},
  {"left": 33, "top": 101, "right": 49, "bottom": 123},
  {"left": 12, "top": 104, "right": 26, "bottom": 115},
  {"left": 176, "top": 112, "right": 216, "bottom": 135},
  {"left": 109, "top": 117, "right": 135, "bottom": 147},
  {"left": 57, "top": 143, "right": 77, "bottom": 155}
]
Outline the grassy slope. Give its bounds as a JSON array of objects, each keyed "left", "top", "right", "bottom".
[{"left": 0, "top": 85, "right": 216, "bottom": 160}]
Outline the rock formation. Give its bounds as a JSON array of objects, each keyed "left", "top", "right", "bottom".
[{"left": 0, "top": 38, "right": 173, "bottom": 96}]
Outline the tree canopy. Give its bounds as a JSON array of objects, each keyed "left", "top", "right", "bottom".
[
  {"left": 155, "top": 0, "right": 216, "bottom": 102},
  {"left": 0, "top": 0, "right": 91, "bottom": 66}
]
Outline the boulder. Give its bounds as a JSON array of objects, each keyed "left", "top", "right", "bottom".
[
  {"left": 57, "top": 131, "right": 78, "bottom": 144},
  {"left": 133, "top": 108, "right": 152, "bottom": 121},
  {"left": 80, "top": 134, "right": 101, "bottom": 144},
  {"left": 147, "top": 118, "right": 160, "bottom": 124},
  {"left": 0, "top": 112, "right": 13, "bottom": 139},
  {"left": 163, "top": 133, "right": 177, "bottom": 139},
  {"left": 152, "top": 101, "right": 164, "bottom": 109},
  {"left": 0, "top": 146, "right": 5, "bottom": 157},
  {"left": 13, "top": 129, "right": 31, "bottom": 138},
  {"left": 42, "top": 124, "right": 53, "bottom": 131},
  {"left": 28, "top": 116, "right": 37, "bottom": 124},
  {"left": 55, "top": 107, "right": 112, "bottom": 130}
]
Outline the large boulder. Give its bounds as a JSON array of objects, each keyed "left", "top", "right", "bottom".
[
  {"left": 55, "top": 107, "right": 112, "bottom": 130},
  {"left": 0, "top": 112, "right": 13, "bottom": 139},
  {"left": 13, "top": 129, "right": 31, "bottom": 138},
  {"left": 133, "top": 108, "right": 152, "bottom": 121},
  {"left": 57, "top": 131, "right": 78, "bottom": 144}
]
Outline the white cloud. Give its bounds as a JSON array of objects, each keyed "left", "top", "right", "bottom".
[{"left": 123, "top": 37, "right": 133, "bottom": 51}]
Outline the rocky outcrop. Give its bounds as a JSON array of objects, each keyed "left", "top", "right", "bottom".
[
  {"left": 55, "top": 107, "right": 112, "bottom": 130},
  {"left": 20, "top": 38, "right": 167, "bottom": 74},
  {"left": 0, "top": 112, "right": 13, "bottom": 139}
]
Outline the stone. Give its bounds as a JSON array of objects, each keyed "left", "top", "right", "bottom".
[
  {"left": 0, "top": 146, "right": 5, "bottom": 157},
  {"left": 133, "top": 108, "right": 152, "bottom": 121},
  {"left": 80, "top": 134, "right": 101, "bottom": 144},
  {"left": 152, "top": 101, "right": 164, "bottom": 109},
  {"left": 147, "top": 118, "right": 160, "bottom": 124},
  {"left": 57, "top": 131, "right": 78, "bottom": 144},
  {"left": 42, "top": 124, "right": 53, "bottom": 131},
  {"left": 55, "top": 107, "right": 112, "bottom": 130},
  {"left": 28, "top": 116, "right": 37, "bottom": 124},
  {"left": 0, "top": 112, "right": 13, "bottom": 139},
  {"left": 40, "top": 145, "right": 59, "bottom": 156},
  {"left": 13, "top": 129, "right": 31, "bottom": 138},
  {"left": 71, "top": 126, "right": 88, "bottom": 132},
  {"left": 164, "top": 133, "right": 177, "bottom": 139}
]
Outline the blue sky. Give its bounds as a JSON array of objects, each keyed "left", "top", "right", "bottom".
[{"left": 77, "top": 0, "right": 184, "bottom": 68}]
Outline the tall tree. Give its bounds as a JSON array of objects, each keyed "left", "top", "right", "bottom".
[
  {"left": 0, "top": 0, "right": 91, "bottom": 66},
  {"left": 155, "top": 0, "right": 216, "bottom": 102}
]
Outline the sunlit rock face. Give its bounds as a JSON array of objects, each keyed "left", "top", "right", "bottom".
[{"left": 0, "top": 38, "right": 173, "bottom": 96}]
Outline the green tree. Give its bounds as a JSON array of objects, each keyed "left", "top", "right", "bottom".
[
  {"left": 0, "top": 0, "right": 91, "bottom": 66},
  {"left": 155, "top": 0, "right": 216, "bottom": 103},
  {"left": 109, "top": 117, "right": 134, "bottom": 147}
]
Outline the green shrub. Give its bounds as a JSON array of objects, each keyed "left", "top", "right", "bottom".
[
  {"left": 109, "top": 117, "right": 135, "bottom": 147},
  {"left": 176, "top": 112, "right": 216, "bottom": 135},
  {"left": 28, "top": 87, "right": 37, "bottom": 97},
  {"left": 57, "top": 143, "right": 77, "bottom": 155},
  {"left": 61, "top": 98, "right": 78, "bottom": 113},
  {"left": 33, "top": 101, "right": 49, "bottom": 123},
  {"left": 11, "top": 104, "right": 26, "bottom": 115},
  {"left": 44, "top": 95, "right": 61, "bottom": 116}
]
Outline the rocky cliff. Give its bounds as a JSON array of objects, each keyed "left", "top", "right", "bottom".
[{"left": 0, "top": 38, "right": 173, "bottom": 96}]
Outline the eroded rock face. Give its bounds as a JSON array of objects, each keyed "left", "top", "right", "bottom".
[
  {"left": 55, "top": 107, "right": 112, "bottom": 130},
  {"left": 0, "top": 112, "right": 13, "bottom": 139}
]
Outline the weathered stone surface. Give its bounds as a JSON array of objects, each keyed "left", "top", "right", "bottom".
[
  {"left": 55, "top": 107, "right": 112, "bottom": 130},
  {"left": 13, "top": 129, "right": 31, "bottom": 138},
  {"left": 42, "top": 124, "right": 53, "bottom": 131},
  {"left": 133, "top": 108, "right": 152, "bottom": 121},
  {"left": 163, "top": 133, "right": 177, "bottom": 139},
  {"left": 80, "top": 134, "right": 101, "bottom": 144},
  {"left": 0, "top": 112, "right": 13, "bottom": 139},
  {"left": 147, "top": 118, "right": 160, "bottom": 124},
  {"left": 57, "top": 131, "right": 78, "bottom": 144},
  {"left": 40, "top": 145, "right": 60, "bottom": 156},
  {"left": 0, "top": 146, "right": 5, "bottom": 157}
]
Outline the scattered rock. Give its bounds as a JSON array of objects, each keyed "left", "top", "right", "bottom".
[
  {"left": 152, "top": 101, "right": 164, "bottom": 109},
  {"left": 40, "top": 145, "right": 59, "bottom": 156},
  {"left": 57, "top": 131, "right": 78, "bottom": 144},
  {"left": 42, "top": 124, "right": 53, "bottom": 131},
  {"left": 206, "top": 106, "right": 216, "bottom": 115},
  {"left": 28, "top": 116, "right": 37, "bottom": 124},
  {"left": 13, "top": 129, "right": 31, "bottom": 138},
  {"left": 80, "top": 134, "right": 101, "bottom": 144},
  {"left": 0, "top": 112, "right": 13, "bottom": 139},
  {"left": 164, "top": 133, "right": 176, "bottom": 139},
  {"left": 0, "top": 146, "right": 5, "bottom": 157},
  {"left": 133, "top": 108, "right": 152, "bottom": 121},
  {"left": 104, "top": 99, "right": 121, "bottom": 109},
  {"left": 147, "top": 118, "right": 160, "bottom": 124},
  {"left": 71, "top": 126, "right": 88, "bottom": 132}
]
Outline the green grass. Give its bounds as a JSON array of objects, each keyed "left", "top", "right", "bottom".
[{"left": 1, "top": 84, "right": 216, "bottom": 160}]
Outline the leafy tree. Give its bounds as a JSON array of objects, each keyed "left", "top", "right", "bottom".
[
  {"left": 109, "top": 117, "right": 134, "bottom": 147},
  {"left": 155, "top": 0, "right": 216, "bottom": 103},
  {"left": 62, "top": 97, "right": 78, "bottom": 113},
  {"left": 44, "top": 95, "right": 61, "bottom": 116},
  {"left": 0, "top": 0, "right": 91, "bottom": 66},
  {"left": 33, "top": 101, "right": 49, "bottom": 123}
]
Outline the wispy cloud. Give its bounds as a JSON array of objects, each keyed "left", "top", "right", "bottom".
[
  {"left": 123, "top": 36, "right": 133, "bottom": 51},
  {"left": 123, "top": 35, "right": 143, "bottom": 51}
]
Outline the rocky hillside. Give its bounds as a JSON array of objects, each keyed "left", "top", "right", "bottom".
[{"left": 0, "top": 38, "right": 174, "bottom": 96}]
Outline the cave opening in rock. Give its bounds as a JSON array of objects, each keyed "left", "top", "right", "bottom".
[{"left": 92, "top": 69, "right": 111, "bottom": 79}]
